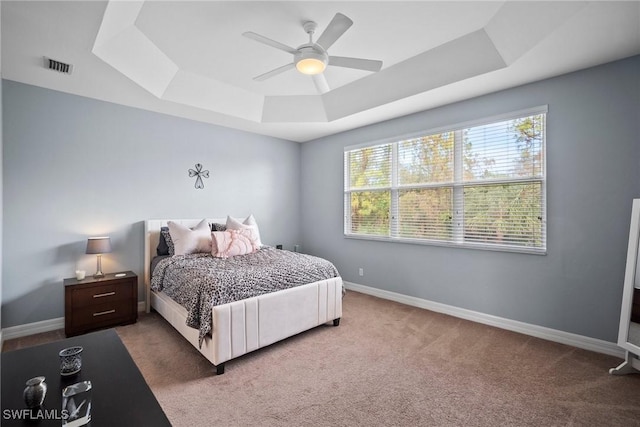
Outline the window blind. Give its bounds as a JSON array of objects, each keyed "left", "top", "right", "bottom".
[
  {"left": 344, "top": 108, "right": 547, "bottom": 253},
  {"left": 345, "top": 143, "right": 392, "bottom": 236}
]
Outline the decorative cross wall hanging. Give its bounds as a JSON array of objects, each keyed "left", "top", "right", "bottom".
[{"left": 188, "top": 163, "right": 209, "bottom": 189}]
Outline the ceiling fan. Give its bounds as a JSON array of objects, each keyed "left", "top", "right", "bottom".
[{"left": 242, "top": 13, "right": 383, "bottom": 94}]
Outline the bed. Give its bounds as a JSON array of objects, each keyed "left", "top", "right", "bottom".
[{"left": 144, "top": 218, "right": 343, "bottom": 374}]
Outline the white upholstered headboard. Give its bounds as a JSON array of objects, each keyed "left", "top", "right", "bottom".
[{"left": 144, "top": 218, "right": 229, "bottom": 311}]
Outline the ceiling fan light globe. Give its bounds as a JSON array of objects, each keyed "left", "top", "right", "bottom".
[
  {"left": 296, "top": 58, "right": 326, "bottom": 75},
  {"left": 294, "top": 47, "right": 328, "bottom": 75}
]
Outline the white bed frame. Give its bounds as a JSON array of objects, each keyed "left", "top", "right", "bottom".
[{"left": 144, "top": 219, "right": 343, "bottom": 374}]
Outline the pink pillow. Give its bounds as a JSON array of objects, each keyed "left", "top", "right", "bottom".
[
  {"left": 226, "top": 215, "right": 263, "bottom": 247},
  {"left": 212, "top": 228, "right": 259, "bottom": 258}
]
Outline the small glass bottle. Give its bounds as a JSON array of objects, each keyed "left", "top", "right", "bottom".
[{"left": 23, "top": 376, "right": 47, "bottom": 408}]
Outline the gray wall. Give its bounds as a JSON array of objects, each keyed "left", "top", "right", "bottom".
[
  {"left": 2, "top": 80, "right": 301, "bottom": 328},
  {"left": 301, "top": 55, "right": 640, "bottom": 342}
]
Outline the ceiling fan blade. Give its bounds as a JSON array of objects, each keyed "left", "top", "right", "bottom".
[
  {"left": 316, "top": 13, "right": 353, "bottom": 50},
  {"left": 312, "top": 74, "right": 330, "bottom": 94},
  {"left": 253, "top": 63, "right": 295, "bottom": 81},
  {"left": 243, "top": 32, "right": 297, "bottom": 55},
  {"left": 329, "top": 56, "right": 383, "bottom": 72}
]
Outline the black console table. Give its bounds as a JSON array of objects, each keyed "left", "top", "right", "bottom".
[{"left": 1, "top": 329, "right": 170, "bottom": 426}]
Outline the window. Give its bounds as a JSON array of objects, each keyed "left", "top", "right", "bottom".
[{"left": 344, "top": 107, "right": 546, "bottom": 254}]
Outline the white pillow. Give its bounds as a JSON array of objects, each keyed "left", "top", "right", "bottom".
[
  {"left": 226, "top": 214, "right": 263, "bottom": 247},
  {"left": 168, "top": 219, "right": 212, "bottom": 255}
]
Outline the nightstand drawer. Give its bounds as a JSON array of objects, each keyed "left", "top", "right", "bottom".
[
  {"left": 72, "top": 300, "right": 134, "bottom": 329},
  {"left": 71, "top": 282, "right": 131, "bottom": 306}
]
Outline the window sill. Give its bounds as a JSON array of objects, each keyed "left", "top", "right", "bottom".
[{"left": 343, "top": 234, "right": 547, "bottom": 255}]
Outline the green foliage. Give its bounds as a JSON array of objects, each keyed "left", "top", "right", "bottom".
[
  {"left": 349, "top": 145, "right": 391, "bottom": 188},
  {"left": 398, "top": 133, "right": 454, "bottom": 184},
  {"left": 350, "top": 191, "right": 390, "bottom": 236},
  {"left": 348, "top": 145, "right": 392, "bottom": 235},
  {"left": 464, "top": 183, "right": 543, "bottom": 246},
  {"left": 398, "top": 187, "right": 452, "bottom": 240},
  {"left": 462, "top": 115, "right": 544, "bottom": 246}
]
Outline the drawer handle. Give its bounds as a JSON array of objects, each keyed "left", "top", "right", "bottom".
[
  {"left": 93, "top": 292, "right": 116, "bottom": 298},
  {"left": 93, "top": 309, "right": 116, "bottom": 317}
]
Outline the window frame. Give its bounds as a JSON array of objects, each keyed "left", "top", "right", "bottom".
[{"left": 344, "top": 106, "right": 548, "bottom": 255}]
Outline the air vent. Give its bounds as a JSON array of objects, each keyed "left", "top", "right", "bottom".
[{"left": 43, "top": 57, "right": 73, "bottom": 75}]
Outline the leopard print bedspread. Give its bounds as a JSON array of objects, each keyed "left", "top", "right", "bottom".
[{"left": 151, "top": 247, "right": 340, "bottom": 346}]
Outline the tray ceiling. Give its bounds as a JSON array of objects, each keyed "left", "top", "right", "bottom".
[{"left": 2, "top": 1, "right": 639, "bottom": 142}]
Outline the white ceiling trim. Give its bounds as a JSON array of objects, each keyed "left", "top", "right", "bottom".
[
  {"left": 164, "top": 70, "right": 263, "bottom": 122},
  {"left": 324, "top": 29, "right": 507, "bottom": 122},
  {"left": 93, "top": 0, "right": 266, "bottom": 122},
  {"left": 485, "top": 1, "right": 588, "bottom": 65},
  {"left": 90, "top": 0, "right": 590, "bottom": 126},
  {"left": 93, "top": 1, "right": 178, "bottom": 99}
]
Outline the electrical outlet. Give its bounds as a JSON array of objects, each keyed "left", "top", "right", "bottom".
[{"left": 358, "top": 267, "right": 364, "bottom": 276}]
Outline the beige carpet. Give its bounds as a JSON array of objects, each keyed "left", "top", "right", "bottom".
[{"left": 5, "top": 291, "right": 640, "bottom": 426}]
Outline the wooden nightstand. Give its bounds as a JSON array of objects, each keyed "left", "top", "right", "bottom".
[{"left": 64, "top": 271, "right": 138, "bottom": 337}]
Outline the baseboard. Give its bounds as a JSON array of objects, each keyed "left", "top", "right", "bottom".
[
  {"left": 3, "top": 291, "right": 623, "bottom": 359},
  {"left": 344, "top": 281, "right": 625, "bottom": 359},
  {"left": 1, "top": 301, "right": 148, "bottom": 348},
  {"left": 1, "top": 316, "right": 65, "bottom": 345}
]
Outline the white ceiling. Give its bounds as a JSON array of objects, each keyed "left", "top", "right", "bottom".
[{"left": 2, "top": 1, "right": 639, "bottom": 142}]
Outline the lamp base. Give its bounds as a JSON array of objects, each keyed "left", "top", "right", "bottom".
[{"left": 94, "top": 254, "right": 105, "bottom": 278}]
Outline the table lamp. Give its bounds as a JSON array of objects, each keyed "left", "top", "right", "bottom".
[{"left": 86, "top": 237, "right": 112, "bottom": 278}]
